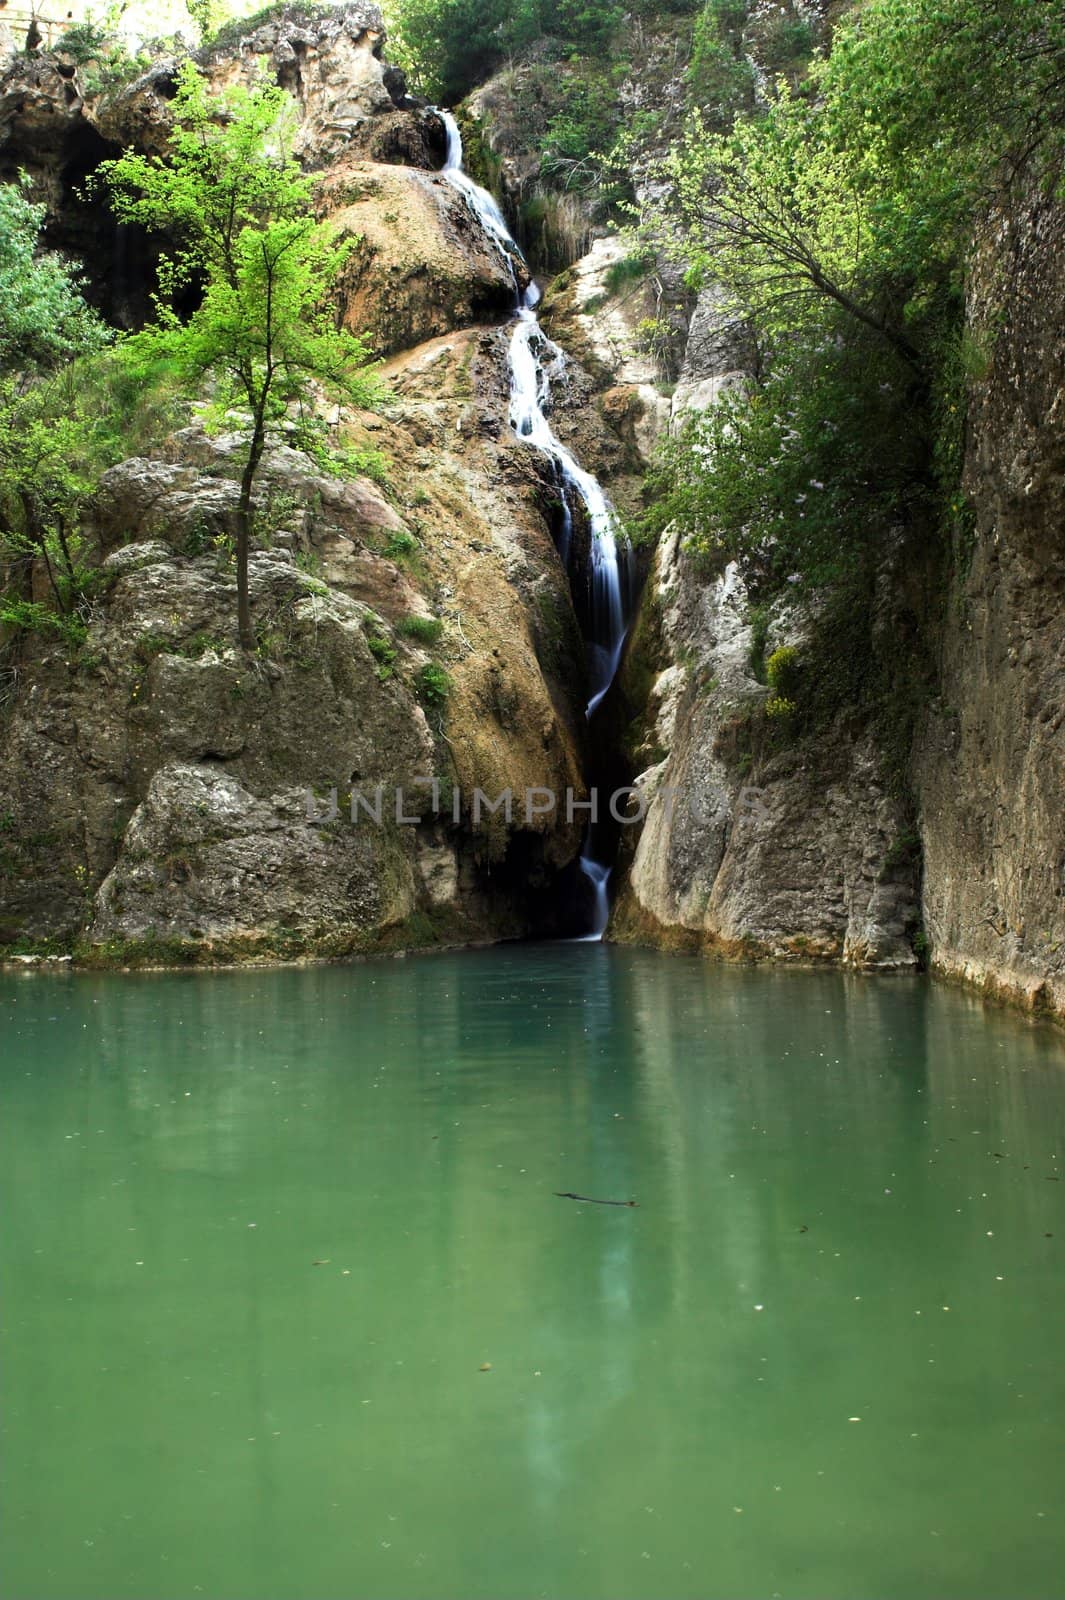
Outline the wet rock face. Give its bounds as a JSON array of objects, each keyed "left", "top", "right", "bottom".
[
  {"left": 320, "top": 157, "right": 525, "bottom": 357},
  {"left": 913, "top": 182, "right": 1065, "bottom": 1020}
]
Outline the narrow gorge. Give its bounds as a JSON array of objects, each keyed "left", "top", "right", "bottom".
[
  {"left": 1, "top": 5, "right": 1063, "bottom": 1597},
  {"left": 0, "top": 0, "right": 1062, "bottom": 1024}
]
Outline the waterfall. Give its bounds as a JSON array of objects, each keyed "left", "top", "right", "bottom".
[
  {"left": 438, "top": 113, "right": 521, "bottom": 283},
  {"left": 436, "top": 110, "right": 633, "bottom": 940}
]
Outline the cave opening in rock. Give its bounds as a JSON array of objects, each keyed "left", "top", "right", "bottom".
[{"left": 56, "top": 125, "right": 204, "bottom": 329}]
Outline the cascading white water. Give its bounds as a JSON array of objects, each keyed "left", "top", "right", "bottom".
[
  {"left": 436, "top": 110, "right": 631, "bottom": 939},
  {"left": 438, "top": 114, "right": 520, "bottom": 278},
  {"left": 508, "top": 310, "right": 628, "bottom": 716}
]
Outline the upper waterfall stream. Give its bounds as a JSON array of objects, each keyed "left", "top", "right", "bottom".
[{"left": 437, "top": 111, "right": 632, "bottom": 938}]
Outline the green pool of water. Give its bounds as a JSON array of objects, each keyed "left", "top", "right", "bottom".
[{"left": 2, "top": 947, "right": 1063, "bottom": 1600}]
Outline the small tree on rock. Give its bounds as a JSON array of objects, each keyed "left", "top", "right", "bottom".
[{"left": 100, "top": 62, "right": 380, "bottom": 650}]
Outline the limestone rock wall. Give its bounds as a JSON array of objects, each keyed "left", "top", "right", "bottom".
[
  {"left": 611, "top": 530, "right": 920, "bottom": 968},
  {"left": 913, "top": 183, "right": 1065, "bottom": 1019},
  {"left": 0, "top": 327, "right": 587, "bottom": 959},
  {"left": 610, "top": 174, "right": 1065, "bottom": 1020},
  {"left": 0, "top": 12, "right": 592, "bottom": 963}
]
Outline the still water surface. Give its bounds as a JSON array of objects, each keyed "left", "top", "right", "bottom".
[{"left": 2, "top": 948, "right": 1063, "bottom": 1600}]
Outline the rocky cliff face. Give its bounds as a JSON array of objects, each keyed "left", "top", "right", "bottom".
[
  {"left": 0, "top": 358, "right": 588, "bottom": 959},
  {"left": 610, "top": 532, "right": 921, "bottom": 970},
  {"left": 913, "top": 182, "right": 1065, "bottom": 1019},
  {"left": 0, "top": 6, "right": 595, "bottom": 964},
  {"left": 606, "top": 185, "right": 1064, "bottom": 1020},
  {"left": 476, "top": 13, "right": 1063, "bottom": 1018},
  {"left": 603, "top": 294, "right": 920, "bottom": 971}
]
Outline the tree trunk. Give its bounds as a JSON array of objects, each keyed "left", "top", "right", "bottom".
[
  {"left": 236, "top": 419, "right": 266, "bottom": 653},
  {"left": 18, "top": 492, "right": 65, "bottom": 613}
]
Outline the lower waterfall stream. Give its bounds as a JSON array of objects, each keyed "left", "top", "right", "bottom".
[{"left": 438, "top": 111, "right": 633, "bottom": 938}]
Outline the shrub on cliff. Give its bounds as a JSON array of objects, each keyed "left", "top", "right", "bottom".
[
  {"left": 393, "top": 0, "right": 625, "bottom": 102},
  {"left": 0, "top": 182, "right": 107, "bottom": 375}
]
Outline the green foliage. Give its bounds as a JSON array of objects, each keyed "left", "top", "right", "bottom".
[
  {"left": 634, "top": 315, "right": 673, "bottom": 362},
  {"left": 652, "top": 0, "right": 1065, "bottom": 610},
  {"left": 602, "top": 251, "right": 651, "bottom": 295},
  {"left": 0, "top": 597, "right": 87, "bottom": 647},
  {"left": 365, "top": 628, "right": 397, "bottom": 680},
  {"left": 0, "top": 181, "right": 109, "bottom": 375},
  {"left": 758, "top": 13, "right": 814, "bottom": 73},
  {"left": 539, "top": 69, "right": 621, "bottom": 190},
  {"left": 554, "top": 0, "right": 623, "bottom": 54},
  {"left": 98, "top": 63, "right": 381, "bottom": 648},
  {"left": 646, "top": 328, "right": 931, "bottom": 593},
  {"left": 384, "top": 529, "right": 420, "bottom": 561},
  {"left": 0, "top": 343, "right": 185, "bottom": 643},
  {"left": 643, "top": 0, "right": 1065, "bottom": 773},
  {"left": 135, "top": 628, "right": 230, "bottom": 664},
  {"left": 0, "top": 188, "right": 119, "bottom": 641},
  {"left": 394, "top": 0, "right": 531, "bottom": 102},
  {"left": 186, "top": 0, "right": 229, "bottom": 42},
  {"left": 686, "top": 0, "right": 754, "bottom": 125},
  {"left": 765, "top": 645, "right": 799, "bottom": 698},
  {"left": 55, "top": 19, "right": 110, "bottom": 61},
  {"left": 54, "top": 14, "right": 152, "bottom": 92},
  {"left": 671, "top": 0, "right": 1065, "bottom": 346},
  {"left": 393, "top": 0, "right": 624, "bottom": 103},
  {"left": 398, "top": 613, "right": 444, "bottom": 645},
  {"left": 763, "top": 645, "right": 799, "bottom": 719},
  {"left": 416, "top": 661, "right": 452, "bottom": 708}
]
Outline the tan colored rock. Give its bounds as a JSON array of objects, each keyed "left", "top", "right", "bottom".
[
  {"left": 199, "top": 2, "right": 396, "bottom": 167},
  {"left": 322, "top": 159, "right": 524, "bottom": 357},
  {"left": 539, "top": 238, "right": 671, "bottom": 465}
]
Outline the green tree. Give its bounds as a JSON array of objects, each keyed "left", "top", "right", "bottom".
[
  {"left": 652, "top": 0, "right": 1065, "bottom": 579},
  {"left": 685, "top": 0, "right": 753, "bottom": 127},
  {"left": 0, "top": 180, "right": 107, "bottom": 374},
  {"left": 0, "top": 181, "right": 111, "bottom": 633},
  {"left": 668, "top": 0, "right": 1064, "bottom": 369},
  {"left": 99, "top": 62, "right": 380, "bottom": 649}
]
